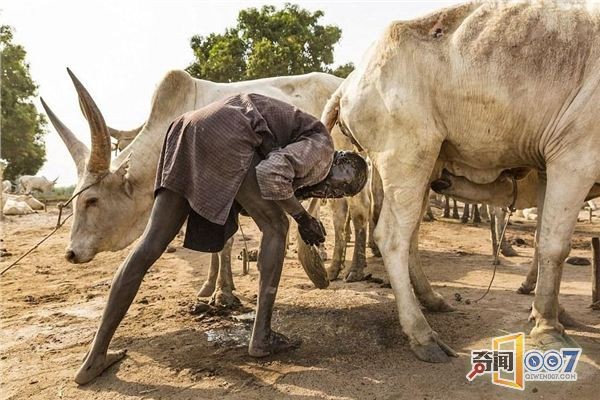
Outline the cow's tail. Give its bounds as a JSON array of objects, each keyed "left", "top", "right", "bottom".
[{"left": 321, "top": 84, "right": 343, "bottom": 132}]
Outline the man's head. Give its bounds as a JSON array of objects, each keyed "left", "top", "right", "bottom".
[{"left": 295, "top": 151, "right": 368, "bottom": 200}]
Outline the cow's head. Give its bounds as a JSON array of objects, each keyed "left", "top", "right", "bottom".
[{"left": 42, "top": 69, "right": 150, "bottom": 263}]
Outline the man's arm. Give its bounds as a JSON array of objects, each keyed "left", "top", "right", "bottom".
[{"left": 275, "top": 197, "right": 326, "bottom": 246}]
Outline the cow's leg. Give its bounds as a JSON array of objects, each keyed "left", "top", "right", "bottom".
[
  {"left": 479, "top": 204, "right": 490, "bottom": 222},
  {"left": 75, "top": 189, "right": 190, "bottom": 384},
  {"left": 373, "top": 150, "right": 456, "bottom": 363},
  {"left": 345, "top": 191, "right": 369, "bottom": 282},
  {"left": 529, "top": 162, "right": 596, "bottom": 348},
  {"left": 308, "top": 199, "right": 328, "bottom": 260},
  {"left": 369, "top": 165, "right": 383, "bottom": 257},
  {"left": 443, "top": 195, "right": 451, "bottom": 218},
  {"left": 472, "top": 203, "right": 481, "bottom": 224},
  {"left": 210, "top": 238, "right": 240, "bottom": 307},
  {"left": 496, "top": 207, "right": 518, "bottom": 257},
  {"left": 410, "top": 191, "right": 455, "bottom": 312},
  {"left": 197, "top": 253, "right": 219, "bottom": 297},
  {"left": 368, "top": 216, "right": 381, "bottom": 257},
  {"left": 235, "top": 158, "right": 297, "bottom": 357},
  {"left": 328, "top": 198, "right": 349, "bottom": 280},
  {"left": 518, "top": 245, "right": 539, "bottom": 295},
  {"left": 344, "top": 208, "right": 352, "bottom": 242},
  {"left": 423, "top": 203, "right": 436, "bottom": 222},
  {"left": 461, "top": 203, "right": 471, "bottom": 223},
  {"left": 451, "top": 198, "right": 460, "bottom": 219},
  {"left": 518, "top": 178, "right": 545, "bottom": 294}
]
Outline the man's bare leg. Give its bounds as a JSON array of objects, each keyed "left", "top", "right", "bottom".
[
  {"left": 235, "top": 157, "right": 300, "bottom": 356},
  {"left": 75, "top": 189, "right": 190, "bottom": 384}
]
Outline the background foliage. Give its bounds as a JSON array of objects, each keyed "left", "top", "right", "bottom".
[
  {"left": 186, "top": 4, "right": 354, "bottom": 82},
  {"left": 1, "top": 25, "right": 47, "bottom": 182}
]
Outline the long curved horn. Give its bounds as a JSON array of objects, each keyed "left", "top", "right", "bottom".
[
  {"left": 40, "top": 97, "right": 89, "bottom": 176},
  {"left": 66, "top": 68, "right": 111, "bottom": 173}
]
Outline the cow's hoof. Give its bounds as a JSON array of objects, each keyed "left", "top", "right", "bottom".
[
  {"left": 516, "top": 282, "right": 535, "bottom": 295},
  {"left": 75, "top": 349, "right": 127, "bottom": 385},
  {"left": 197, "top": 282, "right": 216, "bottom": 298},
  {"left": 501, "top": 245, "right": 518, "bottom": 257},
  {"left": 344, "top": 270, "right": 365, "bottom": 282},
  {"left": 411, "top": 337, "right": 457, "bottom": 363},
  {"left": 209, "top": 289, "right": 240, "bottom": 308},
  {"left": 370, "top": 245, "right": 382, "bottom": 258},
  {"left": 327, "top": 264, "right": 342, "bottom": 281},
  {"left": 421, "top": 293, "right": 456, "bottom": 313},
  {"left": 248, "top": 331, "right": 301, "bottom": 357},
  {"left": 530, "top": 329, "right": 579, "bottom": 351}
]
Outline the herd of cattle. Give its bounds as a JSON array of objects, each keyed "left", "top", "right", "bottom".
[
  {"left": 10, "top": 2, "right": 600, "bottom": 364},
  {"left": 1, "top": 176, "right": 57, "bottom": 215}
]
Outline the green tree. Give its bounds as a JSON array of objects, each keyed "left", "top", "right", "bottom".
[
  {"left": 331, "top": 62, "right": 354, "bottom": 79},
  {"left": 1, "top": 25, "right": 46, "bottom": 181},
  {"left": 187, "top": 3, "right": 354, "bottom": 82}
]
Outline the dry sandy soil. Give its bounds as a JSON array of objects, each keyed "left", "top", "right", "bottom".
[{"left": 1, "top": 204, "right": 599, "bottom": 400}]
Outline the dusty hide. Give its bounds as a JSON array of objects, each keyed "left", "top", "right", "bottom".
[
  {"left": 3, "top": 198, "right": 35, "bottom": 215},
  {"left": 4, "top": 194, "right": 44, "bottom": 210}
]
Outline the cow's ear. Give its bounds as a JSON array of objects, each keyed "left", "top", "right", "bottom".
[
  {"left": 114, "top": 153, "right": 134, "bottom": 198},
  {"left": 114, "top": 153, "right": 131, "bottom": 179}
]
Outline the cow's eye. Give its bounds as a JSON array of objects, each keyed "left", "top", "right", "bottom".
[{"left": 85, "top": 197, "right": 99, "bottom": 208}]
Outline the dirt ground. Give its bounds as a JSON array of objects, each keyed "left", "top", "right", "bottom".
[{"left": 1, "top": 204, "right": 599, "bottom": 400}]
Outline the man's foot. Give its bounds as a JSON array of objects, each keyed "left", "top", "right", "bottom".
[
  {"left": 248, "top": 331, "right": 302, "bottom": 357},
  {"left": 74, "top": 349, "right": 127, "bottom": 385}
]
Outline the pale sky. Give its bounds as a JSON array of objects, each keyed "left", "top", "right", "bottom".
[{"left": 2, "top": 0, "right": 459, "bottom": 186}]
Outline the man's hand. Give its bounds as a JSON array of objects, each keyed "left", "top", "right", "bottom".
[{"left": 292, "top": 211, "right": 326, "bottom": 246}]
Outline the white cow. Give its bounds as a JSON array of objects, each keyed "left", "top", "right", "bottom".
[
  {"left": 42, "top": 69, "right": 357, "bottom": 306},
  {"left": 3, "top": 198, "right": 34, "bottom": 215},
  {"left": 323, "top": 1, "right": 600, "bottom": 361},
  {"left": 2, "top": 180, "right": 12, "bottom": 193},
  {"left": 17, "top": 175, "right": 57, "bottom": 194}
]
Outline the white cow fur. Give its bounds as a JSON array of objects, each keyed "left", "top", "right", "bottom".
[
  {"left": 323, "top": 1, "right": 600, "bottom": 360},
  {"left": 3, "top": 198, "right": 34, "bottom": 215},
  {"left": 17, "top": 176, "right": 57, "bottom": 194},
  {"left": 2, "top": 180, "right": 12, "bottom": 193}
]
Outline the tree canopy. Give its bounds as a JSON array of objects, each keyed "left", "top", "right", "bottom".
[
  {"left": 186, "top": 4, "right": 354, "bottom": 82},
  {"left": 1, "top": 25, "right": 46, "bottom": 181}
]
